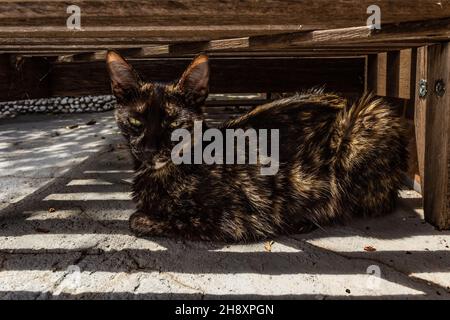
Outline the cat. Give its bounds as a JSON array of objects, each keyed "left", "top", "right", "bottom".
[{"left": 106, "top": 51, "right": 408, "bottom": 242}]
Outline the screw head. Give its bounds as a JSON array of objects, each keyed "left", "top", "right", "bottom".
[
  {"left": 435, "top": 80, "right": 446, "bottom": 97},
  {"left": 419, "top": 79, "right": 428, "bottom": 98}
]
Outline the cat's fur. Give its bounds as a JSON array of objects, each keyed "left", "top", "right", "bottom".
[{"left": 106, "top": 52, "right": 408, "bottom": 242}]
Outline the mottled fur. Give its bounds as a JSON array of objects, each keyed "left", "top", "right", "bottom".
[{"left": 106, "top": 52, "right": 408, "bottom": 242}]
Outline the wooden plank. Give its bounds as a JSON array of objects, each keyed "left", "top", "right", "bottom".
[
  {"left": 5, "top": 17, "right": 449, "bottom": 57},
  {"left": 54, "top": 41, "right": 428, "bottom": 63},
  {"left": 92, "top": 21, "right": 446, "bottom": 58},
  {"left": 367, "top": 49, "right": 415, "bottom": 98},
  {"left": 138, "top": 43, "right": 428, "bottom": 56},
  {"left": 58, "top": 47, "right": 417, "bottom": 63},
  {"left": 398, "top": 49, "right": 413, "bottom": 99},
  {"left": 169, "top": 38, "right": 250, "bottom": 55},
  {"left": 2, "top": 9, "right": 450, "bottom": 52},
  {"left": 0, "top": 40, "right": 428, "bottom": 54},
  {"left": 48, "top": 57, "right": 365, "bottom": 97},
  {"left": 414, "top": 47, "right": 428, "bottom": 193},
  {"left": 76, "top": 17, "right": 449, "bottom": 60},
  {"left": 384, "top": 49, "right": 412, "bottom": 99},
  {"left": 0, "top": 26, "right": 302, "bottom": 42},
  {"left": 1, "top": 1, "right": 449, "bottom": 32},
  {"left": 370, "top": 49, "right": 418, "bottom": 188},
  {"left": 376, "top": 53, "right": 388, "bottom": 96},
  {"left": 57, "top": 46, "right": 171, "bottom": 63},
  {"left": 237, "top": 19, "right": 450, "bottom": 53},
  {"left": 366, "top": 54, "right": 378, "bottom": 94},
  {"left": 416, "top": 43, "right": 450, "bottom": 229},
  {"left": 0, "top": 37, "right": 181, "bottom": 45},
  {"left": 386, "top": 51, "right": 401, "bottom": 97},
  {"left": 405, "top": 48, "right": 419, "bottom": 189}
]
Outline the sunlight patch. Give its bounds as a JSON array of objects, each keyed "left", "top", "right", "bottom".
[
  {"left": 43, "top": 192, "right": 132, "bottom": 201},
  {"left": 67, "top": 179, "right": 114, "bottom": 186}
]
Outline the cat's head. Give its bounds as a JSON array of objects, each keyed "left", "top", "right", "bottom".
[{"left": 106, "top": 51, "right": 209, "bottom": 168}]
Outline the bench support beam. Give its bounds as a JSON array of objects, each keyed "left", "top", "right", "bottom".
[{"left": 415, "top": 43, "right": 450, "bottom": 229}]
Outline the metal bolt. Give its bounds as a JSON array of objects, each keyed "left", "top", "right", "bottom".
[
  {"left": 435, "top": 80, "right": 446, "bottom": 97},
  {"left": 418, "top": 79, "right": 428, "bottom": 98}
]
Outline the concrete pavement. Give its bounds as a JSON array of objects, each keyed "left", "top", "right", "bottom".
[{"left": 0, "top": 112, "right": 449, "bottom": 299}]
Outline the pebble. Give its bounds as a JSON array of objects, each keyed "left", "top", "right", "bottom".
[{"left": 0, "top": 95, "right": 116, "bottom": 119}]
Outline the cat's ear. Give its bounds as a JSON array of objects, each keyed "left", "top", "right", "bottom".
[
  {"left": 177, "top": 54, "right": 209, "bottom": 106},
  {"left": 106, "top": 51, "right": 141, "bottom": 103}
]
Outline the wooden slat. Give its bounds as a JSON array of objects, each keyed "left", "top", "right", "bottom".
[
  {"left": 56, "top": 47, "right": 172, "bottom": 63},
  {"left": 404, "top": 48, "right": 419, "bottom": 189},
  {"left": 0, "top": 37, "right": 433, "bottom": 57},
  {"left": 1, "top": 42, "right": 428, "bottom": 56},
  {"left": 169, "top": 38, "right": 249, "bottom": 55},
  {"left": 414, "top": 47, "right": 427, "bottom": 193},
  {"left": 0, "top": 26, "right": 302, "bottom": 42},
  {"left": 58, "top": 49, "right": 410, "bottom": 63},
  {"left": 385, "top": 50, "right": 413, "bottom": 99},
  {"left": 415, "top": 43, "right": 450, "bottom": 229},
  {"left": 368, "top": 49, "right": 414, "bottom": 99},
  {"left": 2, "top": 16, "right": 450, "bottom": 56},
  {"left": 251, "top": 19, "right": 450, "bottom": 49},
  {"left": 49, "top": 17, "right": 450, "bottom": 62},
  {"left": 1, "top": 0, "right": 449, "bottom": 41},
  {"left": 384, "top": 49, "right": 412, "bottom": 99},
  {"left": 366, "top": 54, "right": 378, "bottom": 94},
  {"left": 59, "top": 48, "right": 420, "bottom": 63},
  {"left": 185, "top": 18, "right": 450, "bottom": 53},
  {"left": 398, "top": 49, "right": 413, "bottom": 99},
  {"left": 376, "top": 53, "right": 387, "bottom": 96},
  {"left": 386, "top": 51, "right": 401, "bottom": 97},
  {"left": 48, "top": 57, "right": 365, "bottom": 97},
  {"left": 54, "top": 41, "right": 428, "bottom": 63},
  {"left": 283, "top": 18, "right": 450, "bottom": 45}
]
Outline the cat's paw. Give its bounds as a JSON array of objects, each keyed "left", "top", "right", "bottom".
[{"left": 129, "top": 211, "right": 170, "bottom": 237}]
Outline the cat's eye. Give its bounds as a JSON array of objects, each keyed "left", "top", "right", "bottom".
[
  {"left": 170, "top": 120, "right": 182, "bottom": 128},
  {"left": 129, "top": 117, "right": 142, "bottom": 127}
]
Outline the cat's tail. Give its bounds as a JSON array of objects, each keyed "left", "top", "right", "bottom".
[{"left": 331, "top": 94, "right": 408, "bottom": 217}]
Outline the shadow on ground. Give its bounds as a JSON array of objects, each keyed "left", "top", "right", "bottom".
[{"left": 0, "top": 116, "right": 449, "bottom": 299}]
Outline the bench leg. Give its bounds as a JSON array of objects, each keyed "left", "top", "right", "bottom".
[{"left": 414, "top": 43, "right": 450, "bottom": 229}]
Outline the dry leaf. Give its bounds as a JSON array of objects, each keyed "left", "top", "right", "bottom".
[
  {"left": 264, "top": 240, "right": 274, "bottom": 252},
  {"left": 364, "top": 246, "right": 377, "bottom": 252}
]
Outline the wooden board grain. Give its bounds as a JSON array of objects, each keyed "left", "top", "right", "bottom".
[
  {"left": 1, "top": 1, "right": 450, "bottom": 50},
  {"left": 48, "top": 57, "right": 365, "bottom": 97},
  {"left": 386, "top": 51, "right": 401, "bottom": 97},
  {"left": 414, "top": 47, "right": 428, "bottom": 193},
  {"left": 1, "top": 1, "right": 448, "bottom": 29},
  {"left": 415, "top": 43, "right": 450, "bottom": 229},
  {"left": 367, "top": 49, "right": 414, "bottom": 99}
]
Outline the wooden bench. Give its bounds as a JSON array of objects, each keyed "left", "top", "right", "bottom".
[{"left": 0, "top": 0, "right": 449, "bottom": 229}]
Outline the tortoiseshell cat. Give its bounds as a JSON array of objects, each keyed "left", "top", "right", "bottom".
[{"left": 106, "top": 52, "right": 407, "bottom": 242}]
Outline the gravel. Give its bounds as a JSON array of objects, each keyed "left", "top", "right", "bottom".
[{"left": 0, "top": 95, "right": 116, "bottom": 119}]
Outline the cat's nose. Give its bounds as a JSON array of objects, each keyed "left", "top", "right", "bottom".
[{"left": 142, "top": 140, "right": 158, "bottom": 154}]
